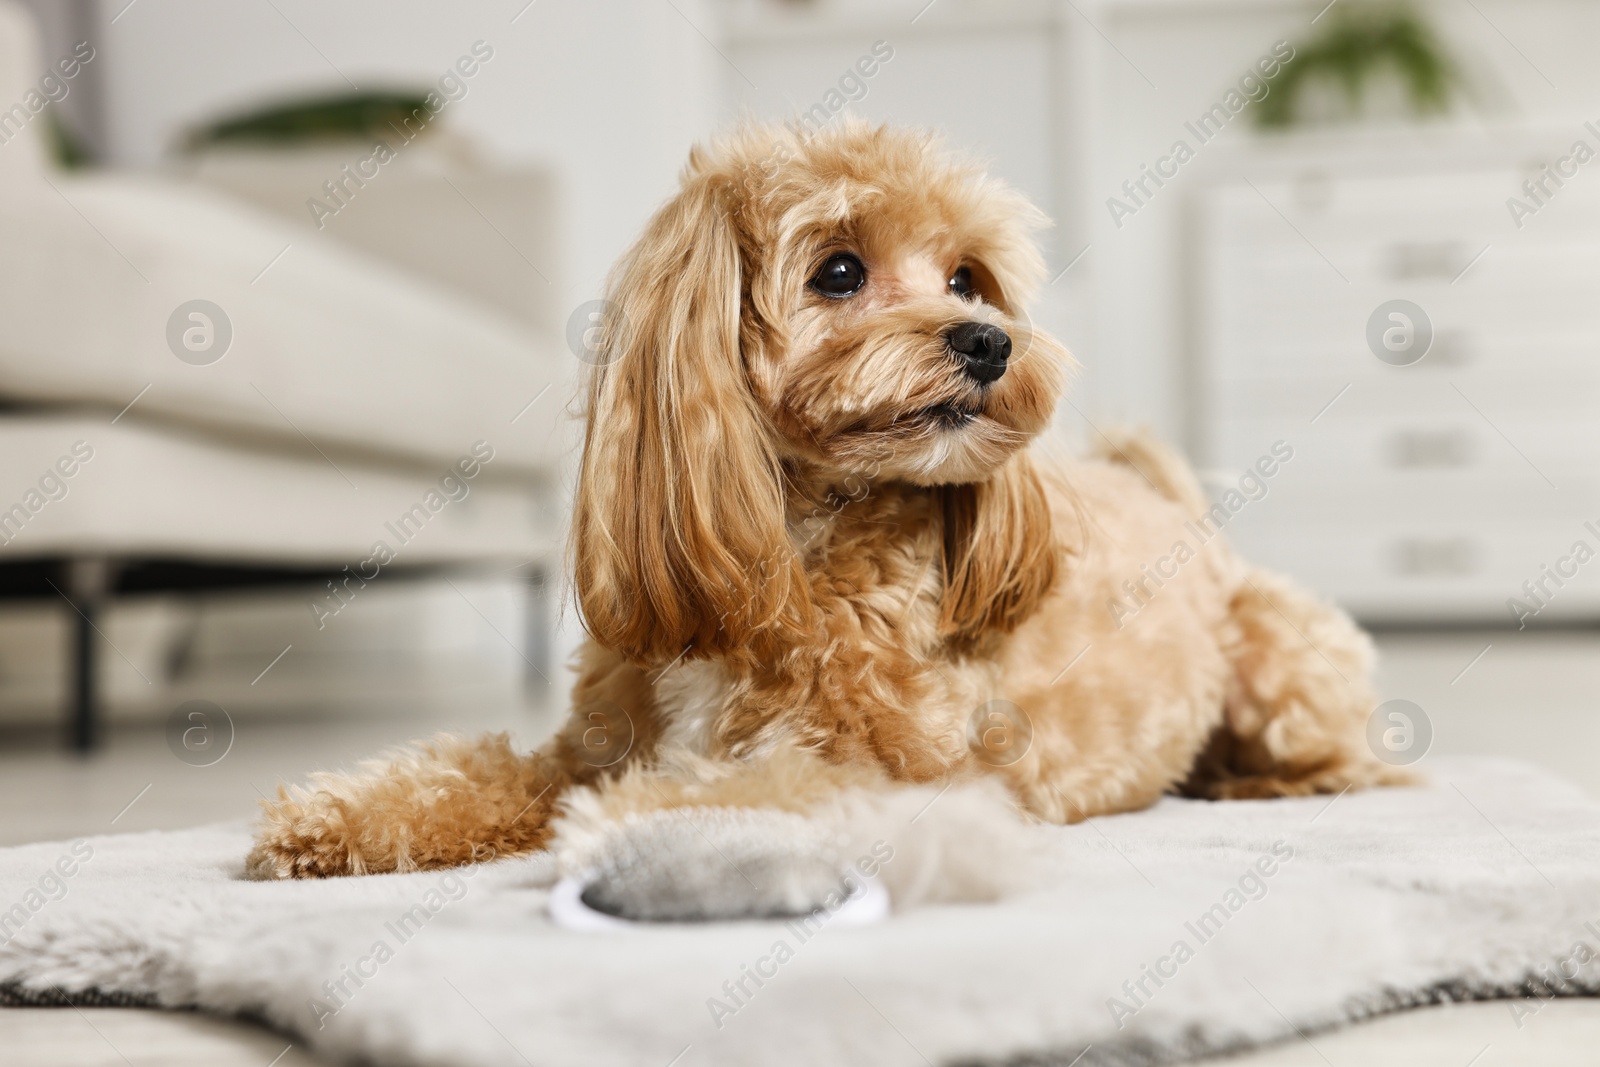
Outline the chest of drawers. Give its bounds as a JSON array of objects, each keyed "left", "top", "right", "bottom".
[{"left": 1194, "top": 147, "right": 1600, "bottom": 623}]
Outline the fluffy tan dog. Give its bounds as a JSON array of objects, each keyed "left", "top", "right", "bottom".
[{"left": 247, "top": 122, "right": 1404, "bottom": 881}]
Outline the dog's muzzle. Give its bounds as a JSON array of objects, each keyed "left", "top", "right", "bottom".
[{"left": 945, "top": 322, "right": 1012, "bottom": 384}]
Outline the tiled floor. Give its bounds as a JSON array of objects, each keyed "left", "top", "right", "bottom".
[{"left": 0, "top": 632, "right": 1595, "bottom": 1065}]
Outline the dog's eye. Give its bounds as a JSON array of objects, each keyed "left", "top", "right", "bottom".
[
  {"left": 948, "top": 265, "right": 977, "bottom": 300},
  {"left": 810, "top": 254, "right": 866, "bottom": 298}
]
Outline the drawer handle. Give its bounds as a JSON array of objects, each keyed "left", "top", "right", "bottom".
[
  {"left": 1385, "top": 241, "right": 1470, "bottom": 281},
  {"left": 1387, "top": 429, "right": 1475, "bottom": 468},
  {"left": 1392, "top": 538, "right": 1479, "bottom": 577}
]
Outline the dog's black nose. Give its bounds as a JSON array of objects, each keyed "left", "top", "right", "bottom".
[{"left": 945, "top": 322, "right": 1011, "bottom": 383}]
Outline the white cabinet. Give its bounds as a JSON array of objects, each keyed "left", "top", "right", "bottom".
[{"left": 1194, "top": 138, "right": 1600, "bottom": 622}]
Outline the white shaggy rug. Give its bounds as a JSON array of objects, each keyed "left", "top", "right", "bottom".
[{"left": 2, "top": 757, "right": 1599, "bottom": 1066}]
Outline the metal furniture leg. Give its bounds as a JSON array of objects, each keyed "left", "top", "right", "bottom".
[{"left": 64, "top": 557, "right": 113, "bottom": 753}]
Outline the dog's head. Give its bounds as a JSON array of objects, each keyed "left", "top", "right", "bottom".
[{"left": 574, "top": 122, "right": 1070, "bottom": 664}]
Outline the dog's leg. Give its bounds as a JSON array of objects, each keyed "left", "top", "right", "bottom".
[
  {"left": 245, "top": 733, "right": 579, "bottom": 879},
  {"left": 248, "top": 647, "right": 656, "bottom": 879},
  {"left": 997, "top": 659, "right": 1229, "bottom": 825},
  {"left": 556, "top": 742, "right": 889, "bottom": 832},
  {"left": 1184, "top": 567, "right": 1415, "bottom": 799}
]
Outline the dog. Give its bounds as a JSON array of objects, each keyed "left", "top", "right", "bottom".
[{"left": 247, "top": 121, "right": 1405, "bottom": 882}]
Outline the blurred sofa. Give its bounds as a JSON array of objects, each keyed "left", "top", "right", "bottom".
[{"left": 0, "top": 2, "right": 570, "bottom": 746}]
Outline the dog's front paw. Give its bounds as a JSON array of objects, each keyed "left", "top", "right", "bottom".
[{"left": 246, "top": 791, "right": 366, "bottom": 880}]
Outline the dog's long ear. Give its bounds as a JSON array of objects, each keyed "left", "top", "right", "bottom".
[
  {"left": 572, "top": 164, "right": 810, "bottom": 665},
  {"left": 938, "top": 453, "right": 1057, "bottom": 647}
]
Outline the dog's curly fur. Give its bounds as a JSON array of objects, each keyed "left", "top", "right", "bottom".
[{"left": 247, "top": 122, "right": 1407, "bottom": 881}]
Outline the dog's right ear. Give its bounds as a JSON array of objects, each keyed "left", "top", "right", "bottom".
[{"left": 572, "top": 160, "right": 812, "bottom": 666}]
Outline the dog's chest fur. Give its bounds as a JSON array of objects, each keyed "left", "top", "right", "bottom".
[{"left": 653, "top": 484, "right": 993, "bottom": 780}]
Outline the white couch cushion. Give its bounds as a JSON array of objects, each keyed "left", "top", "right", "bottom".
[
  {"left": 0, "top": 415, "right": 554, "bottom": 564},
  {"left": 0, "top": 174, "right": 573, "bottom": 475}
]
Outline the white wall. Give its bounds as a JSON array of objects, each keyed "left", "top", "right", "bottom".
[{"left": 92, "top": 0, "right": 721, "bottom": 302}]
